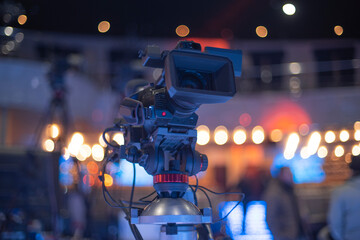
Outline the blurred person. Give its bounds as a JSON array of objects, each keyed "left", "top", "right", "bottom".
[
  {"left": 327, "top": 155, "right": 360, "bottom": 240},
  {"left": 262, "top": 167, "right": 306, "bottom": 240}
]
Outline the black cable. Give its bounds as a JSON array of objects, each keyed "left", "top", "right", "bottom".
[
  {"left": 197, "top": 187, "right": 213, "bottom": 209},
  {"left": 138, "top": 191, "right": 157, "bottom": 202},
  {"left": 213, "top": 200, "right": 243, "bottom": 223},
  {"left": 189, "top": 185, "right": 245, "bottom": 223},
  {"left": 99, "top": 153, "right": 143, "bottom": 240},
  {"left": 102, "top": 127, "right": 123, "bottom": 149}
]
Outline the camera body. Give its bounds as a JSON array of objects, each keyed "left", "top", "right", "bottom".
[{"left": 111, "top": 41, "right": 242, "bottom": 238}]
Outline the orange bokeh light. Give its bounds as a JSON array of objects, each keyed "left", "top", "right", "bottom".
[
  {"left": 87, "top": 161, "right": 99, "bottom": 174},
  {"left": 176, "top": 25, "right": 190, "bottom": 37},
  {"left": 83, "top": 174, "right": 95, "bottom": 187}
]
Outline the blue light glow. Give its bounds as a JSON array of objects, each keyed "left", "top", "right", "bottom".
[
  {"left": 244, "top": 201, "right": 271, "bottom": 236},
  {"left": 59, "top": 173, "right": 73, "bottom": 186},
  {"left": 219, "top": 201, "right": 244, "bottom": 238},
  {"left": 219, "top": 201, "right": 273, "bottom": 240},
  {"left": 271, "top": 153, "right": 325, "bottom": 184},
  {"left": 114, "top": 160, "right": 153, "bottom": 187}
]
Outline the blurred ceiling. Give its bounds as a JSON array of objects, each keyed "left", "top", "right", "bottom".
[{"left": 2, "top": 0, "right": 359, "bottom": 39}]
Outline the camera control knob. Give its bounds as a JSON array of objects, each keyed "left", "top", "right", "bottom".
[{"left": 199, "top": 154, "right": 208, "bottom": 172}]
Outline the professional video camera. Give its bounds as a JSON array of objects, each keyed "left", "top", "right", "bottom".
[{"left": 101, "top": 41, "right": 242, "bottom": 240}]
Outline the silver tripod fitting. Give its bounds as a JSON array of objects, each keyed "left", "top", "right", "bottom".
[{"left": 131, "top": 198, "right": 212, "bottom": 240}]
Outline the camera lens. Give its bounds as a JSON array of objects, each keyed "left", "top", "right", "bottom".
[{"left": 178, "top": 69, "right": 211, "bottom": 90}]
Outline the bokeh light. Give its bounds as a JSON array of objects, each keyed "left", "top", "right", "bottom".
[
  {"left": 197, "top": 125, "right": 210, "bottom": 145},
  {"left": 334, "top": 25, "right": 343, "bottom": 36},
  {"left": 214, "top": 126, "right": 228, "bottom": 145},
  {"left": 233, "top": 126, "right": 247, "bottom": 145},
  {"left": 71, "top": 132, "right": 84, "bottom": 145},
  {"left": 354, "top": 121, "right": 360, "bottom": 130},
  {"left": 83, "top": 175, "right": 95, "bottom": 187},
  {"left": 43, "top": 139, "right": 55, "bottom": 152},
  {"left": 99, "top": 133, "right": 110, "bottom": 147},
  {"left": 80, "top": 144, "right": 92, "bottom": 159},
  {"left": 339, "top": 130, "right": 350, "bottom": 142},
  {"left": 113, "top": 133, "right": 124, "bottom": 145},
  {"left": 252, "top": 126, "right": 265, "bottom": 144},
  {"left": 325, "top": 131, "right": 336, "bottom": 143},
  {"left": 334, "top": 145, "right": 345, "bottom": 158},
  {"left": 307, "top": 131, "right": 321, "bottom": 155},
  {"left": 239, "top": 113, "right": 252, "bottom": 127},
  {"left": 4, "top": 26, "right": 13, "bottom": 36},
  {"left": 289, "top": 62, "right": 302, "bottom": 74},
  {"left": 352, "top": 145, "right": 360, "bottom": 156},
  {"left": 300, "top": 146, "right": 310, "bottom": 159},
  {"left": 17, "top": 15, "right": 27, "bottom": 25},
  {"left": 282, "top": 3, "right": 296, "bottom": 15},
  {"left": 317, "top": 146, "right": 328, "bottom": 158},
  {"left": 48, "top": 124, "right": 60, "bottom": 139},
  {"left": 104, "top": 174, "right": 113, "bottom": 187},
  {"left": 175, "top": 25, "right": 190, "bottom": 37},
  {"left": 92, "top": 144, "right": 104, "bottom": 161},
  {"left": 284, "top": 132, "right": 300, "bottom": 160},
  {"left": 355, "top": 130, "right": 360, "bottom": 141},
  {"left": 98, "top": 21, "right": 110, "bottom": 33},
  {"left": 270, "top": 129, "right": 283, "bottom": 142},
  {"left": 256, "top": 26, "right": 268, "bottom": 38},
  {"left": 299, "top": 124, "right": 310, "bottom": 136},
  {"left": 15, "top": 32, "right": 24, "bottom": 43},
  {"left": 87, "top": 161, "right": 99, "bottom": 174}
]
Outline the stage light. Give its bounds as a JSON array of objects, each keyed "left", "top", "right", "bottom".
[
  {"left": 284, "top": 133, "right": 300, "bottom": 160},
  {"left": 252, "top": 126, "right": 265, "bottom": 144},
  {"left": 233, "top": 126, "right": 247, "bottom": 145},
  {"left": 334, "top": 25, "right": 343, "bottom": 36},
  {"left": 197, "top": 125, "right": 210, "bottom": 145},
  {"left": 289, "top": 62, "right": 302, "bottom": 74},
  {"left": 325, "top": 131, "right": 336, "bottom": 143},
  {"left": 113, "top": 133, "right": 124, "bottom": 145},
  {"left": 43, "top": 139, "right": 55, "bottom": 152},
  {"left": 4, "top": 26, "right": 13, "bottom": 36},
  {"left": 317, "top": 146, "right": 328, "bottom": 158},
  {"left": 256, "top": 26, "right": 268, "bottom": 38},
  {"left": 352, "top": 145, "right": 360, "bottom": 156},
  {"left": 270, "top": 129, "right": 283, "bottom": 142},
  {"left": 214, "top": 126, "right": 228, "bottom": 145},
  {"left": 98, "top": 21, "right": 110, "bottom": 33},
  {"left": 334, "top": 145, "right": 345, "bottom": 158},
  {"left": 282, "top": 3, "right": 296, "bottom": 15},
  {"left": 339, "top": 130, "right": 350, "bottom": 142},
  {"left": 92, "top": 144, "right": 104, "bottom": 161},
  {"left": 307, "top": 131, "right": 321, "bottom": 155},
  {"left": 99, "top": 133, "right": 110, "bottom": 147},
  {"left": 17, "top": 15, "right": 27, "bottom": 25},
  {"left": 175, "top": 25, "right": 190, "bottom": 37}
]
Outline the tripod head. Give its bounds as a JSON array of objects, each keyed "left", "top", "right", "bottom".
[{"left": 103, "top": 41, "right": 242, "bottom": 239}]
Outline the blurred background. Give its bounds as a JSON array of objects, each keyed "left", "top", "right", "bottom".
[{"left": 1, "top": 0, "right": 359, "bottom": 239}]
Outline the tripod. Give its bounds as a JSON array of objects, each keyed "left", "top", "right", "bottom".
[{"left": 33, "top": 58, "right": 70, "bottom": 151}]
